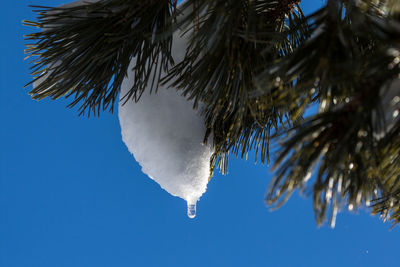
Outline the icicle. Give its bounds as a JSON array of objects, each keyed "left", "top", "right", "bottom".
[{"left": 187, "top": 200, "right": 197, "bottom": 219}]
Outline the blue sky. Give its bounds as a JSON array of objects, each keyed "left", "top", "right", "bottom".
[{"left": 1, "top": 1, "right": 399, "bottom": 266}]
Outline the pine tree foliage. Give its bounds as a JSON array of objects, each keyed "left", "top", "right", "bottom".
[
  {"left": 263, "top": 0, "right": 400, "bottom": 227},
  {"left": 163, "top": 0, "right": 307, "bottom": 172},
  {"left": 24, "top": 0, "right": 400, "bottom": 227},
  {"left": 24, "top": 0, "right": 176, "bottom": 115}
]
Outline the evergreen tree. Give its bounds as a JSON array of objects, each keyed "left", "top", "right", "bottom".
[{"left": 24, "top": 0, "right": 400, "bottom": 227}]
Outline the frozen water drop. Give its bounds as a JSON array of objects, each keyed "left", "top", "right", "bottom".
[{"left": 187, "top": 201, "right": 197, "bottom": 219}]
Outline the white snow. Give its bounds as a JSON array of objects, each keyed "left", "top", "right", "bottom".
[{"left": 118, "top": 24, "right": 214, "bottom": 214}]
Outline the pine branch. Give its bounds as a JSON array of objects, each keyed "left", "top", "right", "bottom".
[
  {"left": 263, "top": 0, "right": 400, "bottom": 226},
  {"left": 370, "top": 115, "right": 400, "bottom": 226},
  {"left": 24, "top": 0, "right": 176, "bottom": 116},
  {"left": 23, "top": 0, "right": 400, "bottom": 227},
  {"left": 163, "top": 0, "right": 307, "bottom": 172}
]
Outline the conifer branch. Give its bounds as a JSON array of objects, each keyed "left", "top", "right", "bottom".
[
  {"left": 24, "top": 0, "right": 400, "bottom": 227},
  {"left": 263, "top": 0, "right": 400, "bottom": 226},
  {"left": 163, "top": 0, "right": 307, "bottom": 172},
  {"left": 24, "top": 0, "right": 176, "bottom": 115}
]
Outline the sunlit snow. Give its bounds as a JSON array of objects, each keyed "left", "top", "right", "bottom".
[{"left": 118, "top": 16, "right": 214, "bottom": 218}]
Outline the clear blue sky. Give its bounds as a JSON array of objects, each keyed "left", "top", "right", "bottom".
[{"left": 1, "top": 1, "right": 399, "bottom": 266}]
